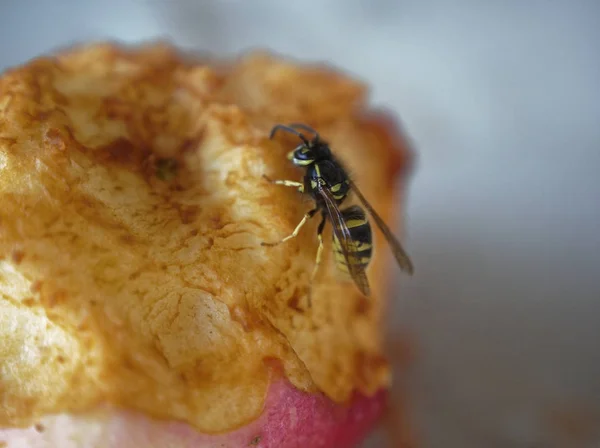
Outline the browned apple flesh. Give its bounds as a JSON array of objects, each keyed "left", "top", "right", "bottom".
[{"left": 0, "top": 42, "right": 413, "bottom": 447}]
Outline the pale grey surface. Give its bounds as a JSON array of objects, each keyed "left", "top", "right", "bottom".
[{"left": 2, "top": 1, "right": 600, "bottom": 447}]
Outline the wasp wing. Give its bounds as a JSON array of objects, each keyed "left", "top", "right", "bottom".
[
  {"left": 347, "top": 179, "right": 414, "bottom": 275},
  {"left": 316, "top": 183, "right": 371, "bottom": 296}
]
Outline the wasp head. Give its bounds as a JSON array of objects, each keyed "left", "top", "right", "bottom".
[
  {"left": 270, "top": 123, "right": 332, "bottom": 168},
  {"left": 288, "top": 140, "right": 332, "bottom": 167}
]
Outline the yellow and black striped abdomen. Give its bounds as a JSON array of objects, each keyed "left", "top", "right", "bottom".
[{"left": 332, "top": 205, "right": 373, "bottom": 274}]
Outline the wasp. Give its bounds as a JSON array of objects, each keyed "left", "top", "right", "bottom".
[{"left": 262, "top": 123, "right": 414, "bottom": 303}]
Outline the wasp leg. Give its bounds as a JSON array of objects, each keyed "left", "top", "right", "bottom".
[
  {"left": 311, "top": 216, "right": 327, "bottom": 283},
  {"left": 262, "top": 174, "right": 304, "bottom": 193},
  {"left": 261, "top": 208, "right": 317, "bottom": 247},
  {"left": 307, "top": 215, "right": 327, "bottom": 308}
]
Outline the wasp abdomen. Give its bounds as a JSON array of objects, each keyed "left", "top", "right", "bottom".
[{"left": 332, "top": 205, "right": 373, "bottom": 273}]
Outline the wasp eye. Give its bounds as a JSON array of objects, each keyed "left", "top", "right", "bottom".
[{"left": 295, "top": 148, "right": 310, "bottom": 159}]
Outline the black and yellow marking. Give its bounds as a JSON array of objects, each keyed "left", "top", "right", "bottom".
[
  {"left": 332, "top": 206, "right": 373, "bottom": 274},
  {"left": 288, "top": 145, "right": 316, "bottom": 166},
  {"left": 292, "top": 157, "right": 314, "bottom": 166},
  {"left": 329, "top": 180, "right": 349, "bottom": 200},
  {"left": 329, "top": 182, "right": 344, "bottom": 193}
]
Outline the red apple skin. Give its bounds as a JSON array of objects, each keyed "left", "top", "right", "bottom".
[{"left": 0, "top": 379, "right": 386, "bottom": 448}]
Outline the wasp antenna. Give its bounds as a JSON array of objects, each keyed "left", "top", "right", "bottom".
[
  {"left": 270, "top": 124, "right": 309, "bottom": 145},
  {"left": 288, "top": 123, "right": 320, "bottom": 141}
]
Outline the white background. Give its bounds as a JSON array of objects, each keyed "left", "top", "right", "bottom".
[{"left": 2, "top": 1, "right": 599, "bottom": 447}]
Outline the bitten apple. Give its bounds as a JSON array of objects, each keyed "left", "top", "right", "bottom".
[{"left": 0, "top": 42, "right": 413, "bottom": 448}]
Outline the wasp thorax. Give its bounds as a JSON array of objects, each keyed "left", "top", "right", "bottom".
[{"left": 314, "top": 160, "right": 346, "bottom": 186}]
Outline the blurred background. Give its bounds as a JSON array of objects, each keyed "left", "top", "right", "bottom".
[{"left": 2, "top": 1, "right": 599, "bottom": 447}]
